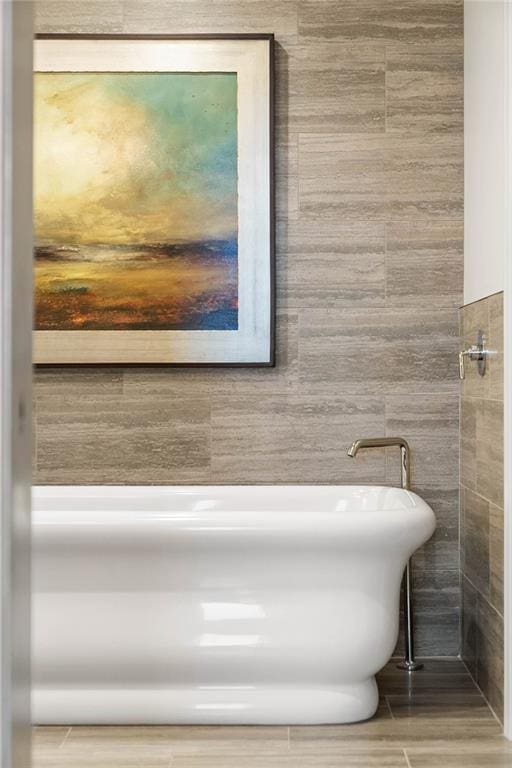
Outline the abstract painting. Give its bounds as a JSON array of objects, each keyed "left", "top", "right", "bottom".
[
  {"left": 35, "top": 72, "right": 238, "bottom": 331},
  {"left": 33, "top": 36, "right": 273, "bottom": 364}
]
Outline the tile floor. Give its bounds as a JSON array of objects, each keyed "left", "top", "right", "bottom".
[{"left": 33, "top": 660, "right": 512, "bottom": 767}]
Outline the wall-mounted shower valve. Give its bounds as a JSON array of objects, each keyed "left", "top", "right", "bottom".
[{"left": 459, "top": 330, "right": 496, "bottom": 380}]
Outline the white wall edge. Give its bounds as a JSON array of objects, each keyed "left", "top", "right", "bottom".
[{"left": 503, "top": 0, "right": 512, "bottom": 742}]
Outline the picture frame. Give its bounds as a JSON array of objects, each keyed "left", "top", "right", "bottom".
[{"left": 33, "top": 34, "right": 275, "bottom": 367}]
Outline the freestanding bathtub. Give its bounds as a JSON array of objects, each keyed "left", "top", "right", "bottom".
[{"left": 32, "top": 485, "right": 435, "bottom": 725}]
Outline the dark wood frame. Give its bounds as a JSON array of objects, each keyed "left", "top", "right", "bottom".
[{"left": 34, "top": 33, "right": 276, "bottom": 368}]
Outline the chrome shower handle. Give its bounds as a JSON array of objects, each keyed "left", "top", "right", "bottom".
[
  {"left": 459, "top": 346, "right": 481, "bottom": 380},
  {"left": 459, "top": 331, "right": 497, "bottom": 380}
]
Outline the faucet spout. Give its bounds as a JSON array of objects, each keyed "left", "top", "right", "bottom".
[{"left": 346, "top": 437, "right": 411, "bottom": 490}]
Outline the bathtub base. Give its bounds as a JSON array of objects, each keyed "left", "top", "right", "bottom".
[{"left": 32, "top": 679, "right": 379, "bottom": 725}]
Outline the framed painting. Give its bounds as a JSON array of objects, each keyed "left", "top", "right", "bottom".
[{"left": 33, "top": 34, "right": 274, "bottom": 365}]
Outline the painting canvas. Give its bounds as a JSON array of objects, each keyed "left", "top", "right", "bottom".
[
  {"left": 35, "top": 73, "right": 239, "bottom": 332},
  {"left": 33, "top": 36, "right": 273, "bottom": 364}
]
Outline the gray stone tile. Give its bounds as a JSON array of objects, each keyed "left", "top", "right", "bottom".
[
  {"left": 298, "top": 133, "right": 387, "bottom": 222},
  {"left": 476, "top": 399, "right": 504, "bottom": 508},
  {"left": 299, "top": 133, "right": 463, "bottom": 222},
  {"left": 298, "top": 1, "right": 463, "bottom": 51},
  {"left": 395, "top": 570, "right": 460, "bottom": 657},
  {"left": 284, "top": 42, "right": 385, "bottom": 133},
  {"left": 460, "top": 397, "right": 478, "bottom": 491},
  {"left": 385, "top": 393, "right": 459, "bottom": 438},
  {"left": 386, "top": 53, "right": 463, "bottom": 134},
  {"left": 276, "top": 135, "right": 299, "bottom": 221},
  {"left": 490, "top": 503, "right": 504, "bottom": 616},
  {"left": 210, "top": 395, "right": 386, "bottom": 484},
  {"left": 278, "top": 222, "right": 385, "bottom": 309},
  {"left": 462, "top": 488, "right": 489, "bottom": 600},
  {"left": 299, "top": 308, "right": 459, "bottom": 395},
  {"left": 461, "top": 575, "right": 478, "bottom": 679},
  {"left": 35, "top": 1, "right": 124, "bottom": 32},
  {"left": 122, "top": 1, "right": 299, "bottom": 42},
  {"left": 34, "top": 368, "right": 124, "bottom": 398},
  {"left": 489, "top": 292, "right": 504, "bottom": 402},
  {"left": 385, "top": 221, "right": 463, "bottom": 308},
  {"left": 460, "top": 299, "right": 491, "bottom": 399},
  {"left": 35, "top": 393, "right": 211, "bottom": 485},
  {"left": 122, "top": 312, "right": 298, "bottom": 400},
  {"left": 385, "top": 134, "right": 463, "bottom": 221},
  {"left": 406, "top": 487, "right": 458, "bottom": 572}
]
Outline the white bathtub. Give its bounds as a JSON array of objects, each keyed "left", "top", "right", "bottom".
[{"left": 32, "top": 485, "right": 435, "bottom": 725}]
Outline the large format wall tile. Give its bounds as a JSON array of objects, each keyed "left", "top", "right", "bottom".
[
  {"left": 278, "top": 223, "right": 385, "bottom": 309},
  {"left": 386, "top": 52, "right": 463, "bottom": 134},
  {"left": 298, "top": 0, "right": 463, "bottom": 50},
  {"left": 285, "top": 42, "right": 386, "bottom": 133},
  {"left": 35, "top": 1, "right": 124, "bottom": 32},
  {"left": 34, "top": 0, "right": 464, "bottom": 657},
  {"left": 385, "top": 222, "right": 463, "bottom": 308},
  {"left": 211, "top": 395, "right": 386, "bottom": 484},
  {"left": 299, "top": 308, "right": 459, "bottom": 394},
  {"left": 298, "top": 133, "right": 462, "bottom": 222},
  {"left": 35, "top": 393, "right": 212, "bottom": 485},
  {"left": 460, "top": 292, "right": 504, "bottom": 721}
]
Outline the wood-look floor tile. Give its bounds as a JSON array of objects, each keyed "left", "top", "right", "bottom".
[
  {"left": 406, "top": 750, "right": 512, "bottom": 767},
  {"left": 33, "top": 749, "right": 170, "bottom": 768},
  {"left": 289, "top": 718, "right": 504, "bottom": 751},
  {"left": 63, "top": 725, "right": 289, "bottom": 755},
  {"left": 172, "top": 750, "right": 409, "bottom": 767},
  {"left": 32, "top": 726, "right": 70, "bottom": 749}
]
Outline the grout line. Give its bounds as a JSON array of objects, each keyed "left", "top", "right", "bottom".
[
  {"left": 58, "top": 726, "right": 72, "bottom": 749},
  {"left": 460, "top": 657, "right": 504, "bottom": 727},
  {"left": 462, "top": 571, "right": 505, "bottom": 621},
  {"left": 403, "top": 747, "right": 413, "bottom": 768},
  {"left": 385, "top": 695, "right": 396, "bottom": 720}
]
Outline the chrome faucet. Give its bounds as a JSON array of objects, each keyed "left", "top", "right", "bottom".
[
  {"left": 347, "top": 437, "right": 411, "bottom": 490},
  {"left": 347, "top": 436, "right": 422, "bottom": 673}
]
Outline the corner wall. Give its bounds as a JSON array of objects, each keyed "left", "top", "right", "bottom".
[
  {"left": 33, "top": 0, "right": 464, "bottom": 656},
  {"left": 461, "top": 0, "right": 506, "bottom": 721}
]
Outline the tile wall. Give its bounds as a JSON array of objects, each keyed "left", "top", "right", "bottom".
[
  {"left": 460, "top": 291, "right": 504, "bottom": 721},
  {"left": 33, "top": 0, "right": 464, "bottom": 655}
]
